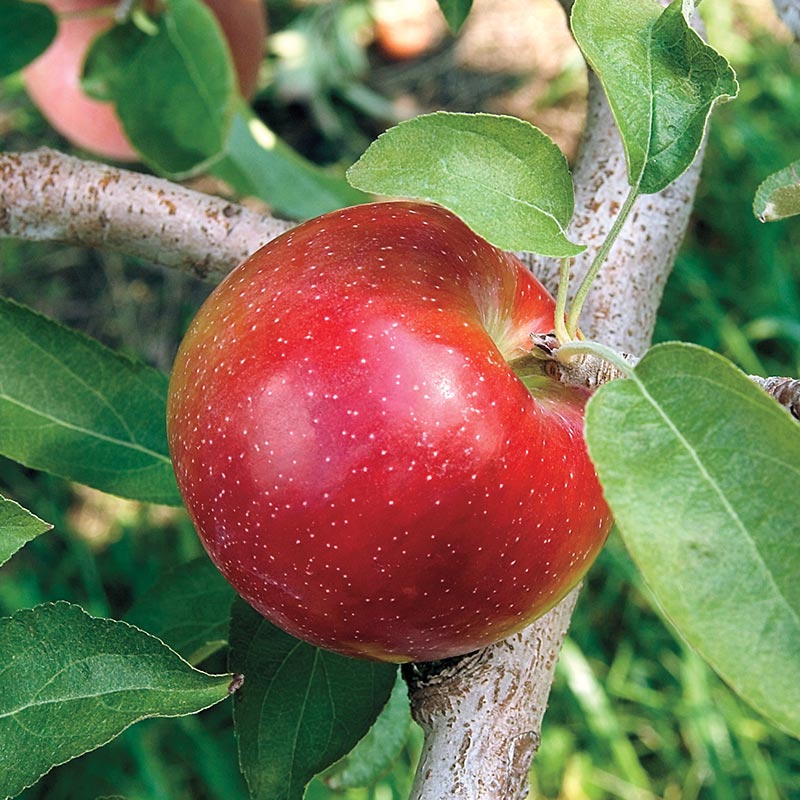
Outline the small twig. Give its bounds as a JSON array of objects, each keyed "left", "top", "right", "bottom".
[{"left": 750, "top": 376, "right": 800, "bottom": 419}]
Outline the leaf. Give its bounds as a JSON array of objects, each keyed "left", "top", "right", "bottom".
[
  {"left": 0, "top": 0, "right": 56, "bottom": 77},
  {"left": 436, "top": 0, "right": 473, "bottom": 33},
  {"left": 322, "top": 674, "right": 411, "bottom": 790},
  {"left": 229, "top": 600, "right": 398, "bottom": 800},
  {"left": 0, "top": 297, "right": 180, "bottom": 506},
  {"left": 753, "top": 159, "right": 800, "bottom": 222},
  {"left": 347, "top": 111, "right": 584, "bottom": 257},
  {"left": 81, "top": 18, "right": 149, "bottom": 103},
  {"left": 0, "top": 494, "right": 52, "bottom": 567},
  {"left": 210, "top": 102, "right": 368, "bottom": 220},
  {"left": 0, "top": 602, "right": 234, "bottom": 798},
  {"left": 126, "top": 557, "right": 236, "bottom": 665},
  {"left": 571, "top": 0, "right": 738, "bottom": 194},
  {"left": 585, "top": 342, "right": 800, "bottom": 736},
  {"left": 83, "top": 0, "right": 235, "bottom": 177}
]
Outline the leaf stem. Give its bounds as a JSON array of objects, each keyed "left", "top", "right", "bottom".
[
  {"left": 556, "top": 339, "right": 638, "bottom": 379},
  {"left": 566, "top": 183, "right": 640, "bottom": 338},
  {"left": 554, "top": 257, "right": 572, "bottom": 344}
]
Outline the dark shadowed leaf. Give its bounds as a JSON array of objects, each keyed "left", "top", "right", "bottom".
[
  {"left": 586, "top": 343, "right": 800, "bottom": 736},
  {"left": 229, "top": 600, "right": 397, "bottom": 800},
  {"left": 0, "top": 0, "right": 56, "bottom": 77},
  {"left": 322, "top": 674, "right": 412, "bottom": 790},
  {"left": 436, "top": 0, "right": 473, "bottom": 33},
  {"left": 347, "top": 111, "right": 583, "bottom": 256},
  {"left": 126, "top": 556, "right": 236, "bottom": 665},
  {"left": 0, "top": 298, "right": 180, "bottom": 505},
  {"left": 0, "top": 602, "right": 233, "bottom": 798}
]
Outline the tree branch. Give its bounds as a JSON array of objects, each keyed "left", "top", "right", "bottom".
[
  {"left": 0, "top": 148, "right": 292, "bottom": 282},
  {"left": 773, "top": 0, "right": 800, "bottom": 39}
]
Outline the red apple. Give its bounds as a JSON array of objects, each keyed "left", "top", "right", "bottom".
[
  {"left": 167, "top": 201, "right": 612, "bottom": 662},
  {"left": 24, "top": 0, "right": 267, "bottom": 162}
]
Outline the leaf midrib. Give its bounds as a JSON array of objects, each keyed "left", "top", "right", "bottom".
[{"left": 630, "top": 370, "right": 800, "bottom": 632}]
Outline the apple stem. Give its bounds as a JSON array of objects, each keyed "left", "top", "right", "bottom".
[
  {"left": 553, "top": 257, "right": 572, "bottom": 345},
  {"left": 565, "top": 183, "right": 641, "bottom": 339}
]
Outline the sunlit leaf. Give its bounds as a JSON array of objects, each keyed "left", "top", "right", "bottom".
[
  {"left": 753, "top": 159, "right": 800, "bottom": 222},
  {"left": 572, "top": 0, "right": 738, "bottom": 193},
  {"left": 0, "top": 494, "right": 52, "bottom": 567},
  {"left": 348, "top": 112, "right": 583, "bottom": 256},
  {"left": 586, "top": 343, "right": 800, "bottom": 736}
]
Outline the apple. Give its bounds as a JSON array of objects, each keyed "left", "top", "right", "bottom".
[
  {"left": 167, "top": 201, "right": 612, "bottom": 662},
  {"left": 372, "top": 0, "right": 443, "bottom": 62},
  {"left": 24, "top": 0, "right": 267, "bottom": 162}
]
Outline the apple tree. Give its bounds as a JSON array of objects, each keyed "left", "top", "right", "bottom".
[{"left": 0, "top": 0, "right": 798, "bottom": 798}]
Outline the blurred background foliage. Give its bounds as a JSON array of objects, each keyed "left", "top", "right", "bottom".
[{"left": 0, "top": 0, "right": 799, "bottom": 798}]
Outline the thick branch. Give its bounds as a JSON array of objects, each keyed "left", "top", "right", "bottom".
[
  {"left": 773, "top": 0, "right": 800, "bottom": 39},
  {"left": 405, "top": 590, "right": 580, "bottom": 800},
  {"left": 0, "top": 148, "right": 292, "bottom": 282}
]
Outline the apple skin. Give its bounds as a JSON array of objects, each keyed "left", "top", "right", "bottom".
[
  {"left": 24, "top": 0, "right": 267, "bottom": 162},
  {"left": 167, "top": 201, "right": 612, "bottom": 662}
]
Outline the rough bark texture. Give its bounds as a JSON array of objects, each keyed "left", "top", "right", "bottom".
[
  {"left": 405, "top": 589, "right": 580, "bottom": 800},
  {"left": 0, "top": 148, "right": 292, "bottom": 282},
  {"left": 750, "top": 376, "right": 800, "bottom": 419}
]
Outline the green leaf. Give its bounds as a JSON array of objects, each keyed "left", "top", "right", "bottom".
[
  {"left": 322, "top": 674, "right": 411, "bottom": 790},
  {"left": 83, "top": 0, "right": 235, "bottom": 177},
  {"left": 210, "top": 102, "right": 368, "bottom": 220},
  {"left": 0, "top": 297, "right": 180, "bottom": 506},
  {"left": 0, "top": 602, "right": 234, "bottom": 798},
  {"left": 347, "top": 111, "right": 584, "bottom": 257},
  {"left": 585, "top": 342, "right": 800, "bottom": 737},
  {"left": 126, "top": 557, "right": 236, "bottom": 665},
  {"left": 81, "top": 18, "right": 149, "bottom": 103},
  {"left": 0, "top": 494, "right": 52, "bottom": 567},
  {"left": 0, "top": 0, "right": 56, "bottom": 77},
  {"left": 571, "top": 0, "right": 738, "bottom": 194},
  {"left": 753, "top": 159, "right": 800, "bottom": 222},
  {"left": 436, "top": 0, "right": 473, "bottom": 33},
  {"left": 229, "top": 600, "right": 398, "bottom": 800}
]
